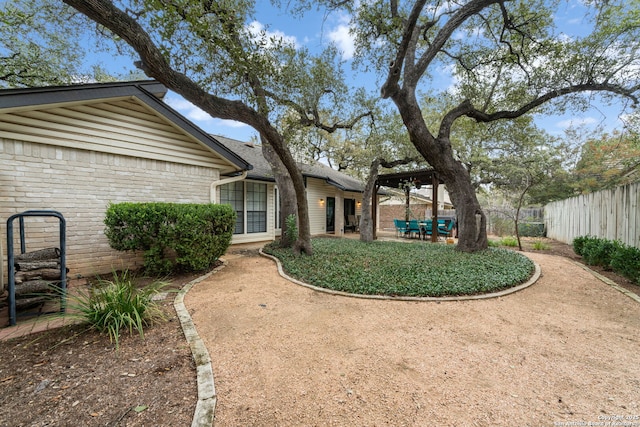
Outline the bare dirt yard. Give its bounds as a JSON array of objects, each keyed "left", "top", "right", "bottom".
[
  {"left": 0, "top": 277, "right": 199, "bottom": 427},
  {"left": 1, "top": 237, "right": 639, "bottom": 426}
]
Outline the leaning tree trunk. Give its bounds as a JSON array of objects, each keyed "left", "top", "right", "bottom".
[
  {"left": 261, "top": 140, "right": 297, "bottom": 247},
  {"left": 62, "top": 0, "right": 314, "bottom": 255},
  {"left": 513, "top": 175, "right": 534, "bottom": 252},
  {"left": 260, "top": 126, "right": 313, "bottom": 255},
  {"left": 360, "top": 156, "right": 422, "bottom": 242},
  {"left": 360, "top": 159, "right": 381, "bottom": 242}
]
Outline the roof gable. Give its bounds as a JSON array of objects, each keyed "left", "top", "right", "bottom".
[{"left": 0, "top": 81, "right": 251, "bottom": 173}]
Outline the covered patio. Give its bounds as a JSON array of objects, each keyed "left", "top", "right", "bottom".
[{"left": 373, "top": 168, "right": 450, "bottom": 242}]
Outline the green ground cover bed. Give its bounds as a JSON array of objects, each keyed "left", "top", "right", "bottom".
[{"left": 264, "top": 237, "right": 535, "bottom": 297}]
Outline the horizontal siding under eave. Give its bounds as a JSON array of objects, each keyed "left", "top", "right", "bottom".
[
  {"left": 0, "top": 98, "right": 237, "bottom": 172},
  {"left": 45, "top": 105, "right": 182, "bottom": 139},
  {"left": 306, "top": 178, "right": 338, "bottom": 235},
  {"left": 3, "top": 111, "right": 203, "bottom": 157}
]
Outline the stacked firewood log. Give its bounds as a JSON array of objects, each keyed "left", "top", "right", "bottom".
[{"left": 13, "top": 247, "right": 65, "bottom": 309}]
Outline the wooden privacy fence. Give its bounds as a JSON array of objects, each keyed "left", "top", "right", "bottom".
[{"left": 545, "top": 182, "right": 640, "bottom": 248}]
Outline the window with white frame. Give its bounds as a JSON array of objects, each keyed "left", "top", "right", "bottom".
[
  {"left": 220, "top": 181, "right": 268, "bottom": 234},
  {"left": 219, "top": 181, "right": 244, "bottom": 234},
  {"left": 274, "top": 187, "right": 281, "bottom": 229},
  {"left": 246, "top": 182, "right": 267, "bottom": 233}
]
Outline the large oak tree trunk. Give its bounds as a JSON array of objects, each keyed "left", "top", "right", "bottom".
[
  {"left": 62, "top": 0, "right": 314, "bottom": 255},
  {"left": 261, "top": 140, "right": 297, "bottom": 247},
  {"left": 440, "top": 162, "right": 488, "bottom": 252},
  {"left": 260, "top": 129, "right": 313, "bottom": 255},
  {"left": 391, "top": 90, "right": 488, "bottom": 252}
]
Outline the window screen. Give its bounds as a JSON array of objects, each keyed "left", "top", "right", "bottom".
[
  {"left": 246, "top": 182, "right": 267, "bottom": 233},
  {"left": 220, "top": 181, "right": 244, "bottom": 234}
]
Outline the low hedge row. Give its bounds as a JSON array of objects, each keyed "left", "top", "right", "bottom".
[
  {"left": 104, "top": 202, "right": 235, "bottom": 275},
  {"left": 573, "top": 235, "right": 640, "bottom": 284}
]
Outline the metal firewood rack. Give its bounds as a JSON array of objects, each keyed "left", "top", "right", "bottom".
[{"left": 6, "top": 210, "right": 67, "bottom": 326}]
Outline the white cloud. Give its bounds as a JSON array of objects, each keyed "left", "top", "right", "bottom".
[
  {"left": 164, "top": 94, "right": 249, "bottom": 132},
  {"left": 219, "top": 119, "right": 249, "bottom": 128},
  {"left": 165, "top": 96, "right": 214, "bottom": 123},
  {"left": 452, "top": 25, "right": 484, "bottom": 41},
  {"left": 247, "top": 20, "right": 299, "bottom": 49},
  {"left": 328, "top": 22, "right": 355, "bottom": 60},
  {"left": 555, "top": 116, "right": 599, "bottom": 129}
]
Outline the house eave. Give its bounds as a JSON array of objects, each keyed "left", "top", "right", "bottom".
[{"left": 0, "top": 80, "right": 252, "bottom": 173}]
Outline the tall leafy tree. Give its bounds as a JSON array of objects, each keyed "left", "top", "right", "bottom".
[
  {"left": 0, "top": 0, "right": 133, "bottom": 87},
  {"left": 57, "top": 0, "right": 372, "bottom": 254},
  {"left": 357, "top": 110, "right": 425, "bottom": 242},
  {"left": 485, "top": 130, "right": 567, "bottom": 249},
  {"left": 284, "top": 96, "right": 425, "bottom": 241},
  {"left": 573, "top": 130, "right": 640, "bottom": 193},
  {"left": 311, "top": 0, "right": 640, "bottom": 252},
  {"left": 0, "top": 1, "right": 85, "bottom": 87}
]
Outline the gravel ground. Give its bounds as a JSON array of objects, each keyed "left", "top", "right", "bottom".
[{"left": 185, "top": 246, "right": 640, "bottom": 427}]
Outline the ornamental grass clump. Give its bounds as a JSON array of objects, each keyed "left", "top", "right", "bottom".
[
  {"left": 65, "top": 271, "right": 168, "bottom": 349},
  {"left": 532, "top": 239, "right": 551, "bottom": 250},
  {"left": 500, "top": 236, "right": 519, "bottom": 247}
]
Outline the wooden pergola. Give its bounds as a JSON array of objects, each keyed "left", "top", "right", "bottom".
[{"left": 373, "top": 168, "right": 441, "bottom": 242}]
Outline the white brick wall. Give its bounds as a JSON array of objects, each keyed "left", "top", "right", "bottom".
[{"left": 1, "top": 138, "right": 220, "bottom": 281}]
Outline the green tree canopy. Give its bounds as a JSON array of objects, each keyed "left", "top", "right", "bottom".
[
  {"left": 573, "top": 129, "right": 640, "bottom": 193},
  {"left": 0, "top": 0, "right": 138, "bottom": 87},
  {"left": 55, "top": 0, "right": 380, "bottom": 254},
  {"left": 301, "top": 0, "right": 640, "bottom": 251}
]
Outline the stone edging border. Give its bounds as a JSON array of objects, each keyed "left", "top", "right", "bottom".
[
  {"left": 571, "top": 260, "right": 640, "bottom": 304},
  {"left": 259, "top": 249, "right": 542, "bottom": 301},
  {"left": 173, "top": 259, "right": 227, "bottom": 427}
]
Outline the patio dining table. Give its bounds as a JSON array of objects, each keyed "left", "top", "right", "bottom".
[{"left": 418, "top": 220, "right": 452, "bottom": 241}]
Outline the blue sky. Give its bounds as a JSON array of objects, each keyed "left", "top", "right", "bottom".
[{"left": 93, "top": 1, "right": 629, "bottom": 143}]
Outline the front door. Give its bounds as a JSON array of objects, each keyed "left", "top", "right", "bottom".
[{"left": 326, "top": 197, "right": 335, "bottom": 233}]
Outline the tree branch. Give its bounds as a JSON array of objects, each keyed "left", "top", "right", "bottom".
[
  {"left": 411, "top": 0, "right": 505, "bottom": 87},
  {"left": 440, "top": 81, "right": 639, "bottom": 135},
  {"left": 63, "top": 0, "right": 263, "bottom": 126},
  {"left": 378, "top": 156, "right": 422, "bottom": 169},
  {"left": 380, "top": 0, "right": 427, "bottom": 99},
  {"left": 260, "top": 86, "right": 375, "bottom": 133}
]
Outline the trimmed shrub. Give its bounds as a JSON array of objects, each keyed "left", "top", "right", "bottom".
[
  {"left": 573, "top": 235, "right": 640, "bottom": 283},
  {"left": 105, "top": 202, "right": 235, "bottom": 275},
  {"left": 171, "top": 203, "right": 235, "bottom": 271},
  {"left": 572, "top": 235, "right": 598, "bottom": 256},
  {"left": 610, "top": 245, "right": 640, "bottom": 284},
  {"left": 582, "top": 238, "right": 622, "bottom": 269}
]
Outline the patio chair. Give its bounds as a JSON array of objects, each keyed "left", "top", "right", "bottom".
[
  {"left": 345, "top": 215, "right": 358, "bottom": 233},
  {"left": 407, "top": 219, "right": 421, "bottom": 239},
  {"left": 437, "top": 219, "right": 455, "bottom": 237},
  {"left": 394, "top": 219, "right": 408, "bottom": 237}
]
